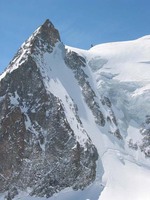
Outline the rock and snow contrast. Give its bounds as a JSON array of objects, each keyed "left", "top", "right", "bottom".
[{"left": 0, "top": 19, "right": 150, "bottom": 200}]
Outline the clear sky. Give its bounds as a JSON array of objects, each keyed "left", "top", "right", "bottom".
[{"left": 1, "top": 0, "right": 150, "bottom": 73}]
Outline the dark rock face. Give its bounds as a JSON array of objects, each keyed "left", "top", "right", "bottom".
[
  {"left": 128, "top": 139, "right": 138, "bottom": 150},
  {"left": 101, "top": 96, "right": 122, "bottom": 139},
  {"left": 30, "top": 19, "right": 61, "bottom": 54},
  {"left": 4, "top": 187, "right": 18, "bottom": 200},
  {"left": 65, "top": 50, "right": 105, "bottom": 127},
  {"left": 0, "top": 20, "right": 98, "bottom": 198},
  {"left": 140, "top": 115, "right": 150, "bottom": 157}
]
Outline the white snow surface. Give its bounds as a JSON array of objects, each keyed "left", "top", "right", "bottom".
[
  {"left": 1, "top": 35, "right": 150, "bottom": 199},
  {"left": 65, "top": 36, "right": 150, "bottom": 200}
]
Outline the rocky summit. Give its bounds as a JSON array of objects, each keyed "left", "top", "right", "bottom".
[
  {"left": 0, "top": 20, "right": 150, "bottom": 200},
  {"left": 0, "top": 20, "right": 98, "bottom": 199}
]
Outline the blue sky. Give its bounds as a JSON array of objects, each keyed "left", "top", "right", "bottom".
[{"left": 0, "top": 0, "right": 150, "bottom": 73}]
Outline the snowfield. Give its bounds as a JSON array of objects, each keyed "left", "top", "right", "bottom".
[
  {"left": 1, "top": 34, "right": 150, "bottom": 199},
  {"left": 65, "top": 36, "right": 150, "bottom": 200}
]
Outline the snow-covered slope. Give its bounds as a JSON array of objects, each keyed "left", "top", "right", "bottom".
[
  {"left": 66, "top": 37, "right": 150, "bottom": 200},
  {"left": 0, "top": 20, "right": 150, "bottom": 200}
]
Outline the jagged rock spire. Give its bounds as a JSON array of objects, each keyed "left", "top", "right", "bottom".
[
  {"left": 0, "top": 19, "right": 98, "bottom": 198},
  {"left": 1, "top": 19, "right": 61, "bottom": 77},
  {"left": 37, "top": 19, "right": 61, "bottom": 45},
  {"left": 28, "top": 19, "right": 61, "bottom": 54}
]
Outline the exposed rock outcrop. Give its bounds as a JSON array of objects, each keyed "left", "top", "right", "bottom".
[{"left": 0, "top": 20, "right": 98, "bottom": 198}]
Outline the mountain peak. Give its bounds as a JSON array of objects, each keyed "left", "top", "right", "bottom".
[
  {"left": 36, "top": 19, "right": 61, "bottom": 45},
  {"left": 0, "top": 19, "right": 61, "bottom": 79},
  {"left": 22, "top": 19, "right": 61, "bottom": 54},
  {"left": 42, "top": 19, "right": 54, "bottom": 28}
]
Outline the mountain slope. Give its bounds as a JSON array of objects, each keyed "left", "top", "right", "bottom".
[
  {"left": 0, "top": 20, "right": 99, "bottom": 199},
  {"left": 67, "top": 37, "right": 150, "bottom": 200},
  {"left": 0, "top": 20, "right": 150, "bottom": 200}
]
